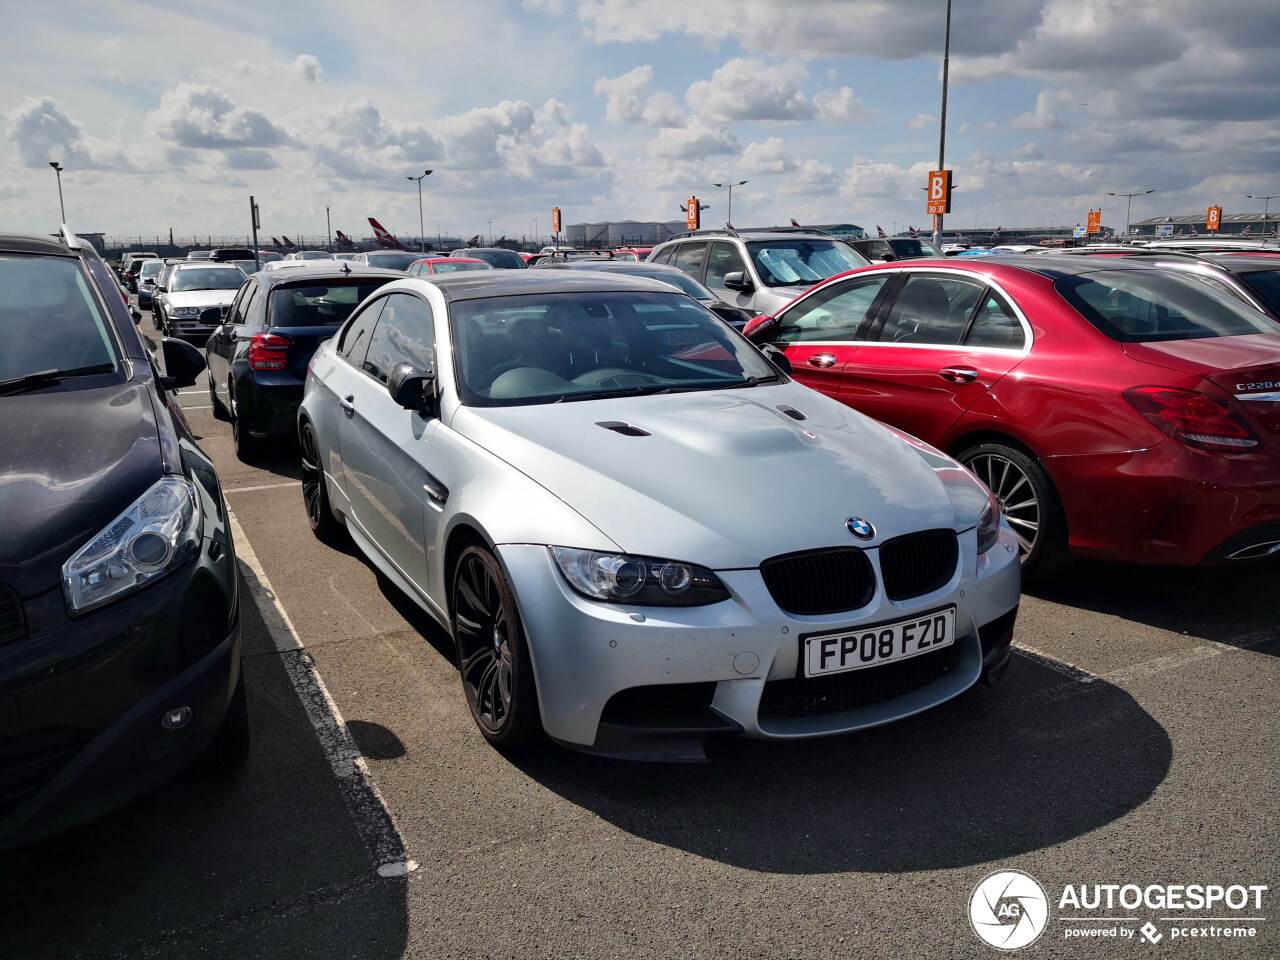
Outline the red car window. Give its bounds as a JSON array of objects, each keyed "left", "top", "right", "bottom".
[
  {"left": 878, "top": 275, "right": 984, "bottom": 345},
  {"left": 964, "top": 292, "right": 1025, "bottom": 349},
  {"left": 777, "top": 276, "right": 889, "bottom": 343}
]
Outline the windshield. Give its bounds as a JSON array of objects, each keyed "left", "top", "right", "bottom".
[
  {"left": 431, "top": 260, "right": 492, "bottom": 274},
  {"left": 1056, "top": 270, "right": 1279, "bottom": 342},
  {"left": 470, "top": 250, "right": 528, "bottom": 269},
  {"left": 365, "top": 253, "right": 420, "bottom": 271},
  {"left": 451, "top": 291, "right": 777, "bottom": 407},
  {"left": 746, "top": 239, "right": 868, "bottom": 287},
  {"left": 0, "top": 255, "right": 119, "bottom": 384},
  {"left": 140, "top": 260, "right": 163, "bottom": 278},
  {"left": 270, "top": 280, "right": 394, "bottom": 327},
  {"left": 595, "top": 267, "right": 712, "bottom": 300},
  {"left": 890, "top": 239, "right": 944, "bottom": 258},
  {"left": 1238, "top": 270, "right": 1280, "bottom": 314},
  {"left": 170, "top": 267, "right": 245, "bottom": 292}
]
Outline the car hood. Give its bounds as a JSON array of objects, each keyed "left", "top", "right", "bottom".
[
  {"left": 0, "top": 381, "right": 163, "bottom": 598},
  {"left": 451, "top": 383, "right": 974, "bottom": 570},
  {"left": 164, "top": 290, "right": 237, "bottom": 308}
]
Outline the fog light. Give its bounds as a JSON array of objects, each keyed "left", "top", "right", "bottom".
[{"left": 161, "top": 705, "right": 193, "bottom": 730}]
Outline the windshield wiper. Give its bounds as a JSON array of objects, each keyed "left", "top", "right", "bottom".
[
  {"left": 0, "top": 363, "right": 116, "bottom": 396},
  {"left": 721, "top": 374, "right": 782, "bottom": 389},
  {"left": 555, "top": 384, "right": 677, "bottom": 403}
]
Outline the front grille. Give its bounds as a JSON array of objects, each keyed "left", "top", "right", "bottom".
[
  {"left": 758, "top": 645, "right": 959, "bottom": 720},
  {"left": 879, "top": 529, "right": 959, "bottom": 600},
  {"left": 199, "top": 306, "right": 224, "bottom": 325},
  {"left": 0, "top": 585, "right": 24, "bottom": 646},
  {"left": 761, "top": 548, "right": 875, "bottom": 615}
]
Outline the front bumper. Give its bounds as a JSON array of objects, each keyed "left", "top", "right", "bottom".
[
  {"left": 0, "top": 539, "right": 240, "bottom": 848},
  {"left": 497, "top": 524, "right": 1020, "bottom": 758}
]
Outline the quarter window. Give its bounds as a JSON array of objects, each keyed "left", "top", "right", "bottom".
[
  {"left": 704, "top": 242, "right": 749, "bottom": 291},
  {"left": 878, "top": 275, "right": 986, "bottom": 346},
  {"left": 672, "top": 243, "right": 708, "bottom": 279},
  {"left": 361, "top": 293, "right": 436, "bottom": 384},
  {"left": 776, "top": 276, "right": 890, "bottom": 343},
  {"left": 339, "top": 297, "right": 386, "bottom": 366},
  {"left": 964, "top": 292, "right": 1025, "bottom": 349}
]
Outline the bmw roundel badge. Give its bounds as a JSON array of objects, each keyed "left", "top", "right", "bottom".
[{"left": 846, "top": 517, "right": 875, "bottom": 540}]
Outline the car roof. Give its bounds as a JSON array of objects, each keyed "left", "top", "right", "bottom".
[
  {"left": 658, "top": 228, "right": 837, "bottom": 244},
  {"left": 421, "top": 270, "right": 684, "bottom": 302},
  {"left": 860, "top": 254, "right": 1197, "bottom": 281},
  {"left": 451, "top": 247, "right": 516, "bottom": 254},
  {"left": 0, "top": 233, "right": 79, "bottom": 257},
  {"left": 253, "top": 264, "right": 406, "bottom": 288},
  {"left": 173, "top": 261, "right": 242, "bottom": 269},
  {"left": 548, "top": 260, "right": 687, "bottom": 274}
]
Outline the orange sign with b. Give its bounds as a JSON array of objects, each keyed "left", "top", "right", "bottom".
[
  {"left": 1206, "top": 206, "right": 1222, "bottom": 231},
  {"left": 927, "top": 170, "right": 951, "bottom": 215},
  {"left": 551, "top": 207, "right": 562, "bottom": 234},
  {"left": 1087, "top": 210, "right": 1102, "bottom": 234},
  {"left": 686, "top": 197, "right": 700, "bottom": 231}
]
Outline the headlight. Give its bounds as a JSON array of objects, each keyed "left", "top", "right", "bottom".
[
  {"left": 172, "top": 306, "right": 201, "bottom": 317},
  {"left": 551, "top": 547, "right": 730, "bottom": 606},
  {"left": 976, "top": 486, "right": 1001, "bottom": 555},
  {"left": 62, "top": 476, "right": 201, "bottom": 614}
]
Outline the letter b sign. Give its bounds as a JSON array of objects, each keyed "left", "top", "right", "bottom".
[{"left": 927, "top": 171, "right": 951, "bottom": 215}]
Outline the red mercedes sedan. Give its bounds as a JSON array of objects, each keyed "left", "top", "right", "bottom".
[{"left": 743, "top": 256, "right": 1280, "bottom": 580}]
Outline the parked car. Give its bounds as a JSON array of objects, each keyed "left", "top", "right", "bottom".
[
  {"left": 152, "top": 263, "right": 246, "bottom": 340},
  {"left": 150, "top": 259, "right": 186, "bottom": 330},
  {"left": 206, "top": 264, "right": 403, "bottom": 460},
  {"left": 122, "top": 252, "right": 159, "bottom": 290},
  {"left": 449, "top": 247, "right": 528, "bottom": 269},
  {"left": 647, "top": 227, "right": 868, "bottom": 319},
  {"left": 284, "top": 251, "right": 335, "bottom": 262},
  {"left": 348, "top": 251, "right": 421, "bottom": 271},
  {"left": 186, "top": 250, "right": 213, "bottom": 260},
  {"left": 1119, "top": 253, "right": 1280, "bottom": 323},
  {"left": 407, "top": 257, "right": 494, "bottom": 277},
  {"left": 297, "top": 270, "right": 1020, "bottom": 759},
  {"left": 742, "top": 256, "right": 1280, "bottom": 579},
  {"left": 531, "top": 258, "right": 754, "bottom": 327},
  {"left": 0, "top": 228, "right": 246, "bottom": 849},
  {"left": 209, "top": 248, "right": 256, "bottom": 262},
  {"left": 612, "top": 247, "right": 653, "bottom": 262},
  {"left": 849, "top": 237, "right": 945, "bottom": 262},
  {"left": 136, "top": 257, "right": 164, "bottom": 308}
]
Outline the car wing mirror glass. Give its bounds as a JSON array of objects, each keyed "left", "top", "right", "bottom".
[
  {"left": 387, "top": 361, "right": 438, "bottom": 416},
  {"left": 723, "top": 270, "right": 753, "bottom": 292},
  {"left": 160, "top": 336, "right": 206, "bottom": 390}
]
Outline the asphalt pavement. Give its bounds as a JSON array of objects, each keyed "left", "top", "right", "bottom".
[{"left": 1, "top": 317, "right": 1276, "bottom": 959}]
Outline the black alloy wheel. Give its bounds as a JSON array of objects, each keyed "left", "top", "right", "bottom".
[
  {"left": 152, "top": 307, "right": 164, "bottom": 331},
  {"left": 959, "top": 441, "right": 1070, "bottom": 583},
  {"left": 452, "top": 546, "right": 540, "bottom": 749},
  {"left": 299, "top": 421, "right": 343, "bottom": 544}
]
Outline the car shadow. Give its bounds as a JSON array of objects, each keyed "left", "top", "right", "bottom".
[
  {"left": 509, "top": 654, "right": 1171, "bottom": 875},
  {"left": 0, "top": 582, "right": 409, "bottom": 959},
  {"left": 1027, "top": 555, "right": 1280, "bottom": 652},
  {"left": 242, "top": 440, "right": 306, "bottom": 483}
]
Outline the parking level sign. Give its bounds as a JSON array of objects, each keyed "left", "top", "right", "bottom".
[
  {"left": 1206, "top": 206, "right": 1222, "bottom": 231},
  {"left": 927, "top": 170, "right": 951, "bottom": 215},
  {"left": 1087, "top": 210, "right": 1102, "bottom": 234},
  {"left": 551, "top": 207, "right": 562, "bottom": 234}
]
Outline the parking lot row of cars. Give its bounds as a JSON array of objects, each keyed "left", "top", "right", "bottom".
[{"left": 3, "top": 220, "right": 1278, "bottom": 848}]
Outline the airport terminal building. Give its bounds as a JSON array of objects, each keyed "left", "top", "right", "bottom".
[{"left": 1130, "top": 212, "right": 1279, "bottom": 238}]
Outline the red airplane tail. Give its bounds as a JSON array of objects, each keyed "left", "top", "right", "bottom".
[
  {"left": 368, "top": 217, "right": 405, "bottom": 250},
  {"left": 280, "top": 235, "right": 297, "bottom": 249},
  {"left": 790, "top": 218, "right": 801, "bottom": 228},
  {"left": 876, "top": 225, "right": 887, "bottom": 238}
]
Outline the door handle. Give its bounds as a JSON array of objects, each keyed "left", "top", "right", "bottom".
[
  {"left": 807, "top": 353, "right": 838, "bottom": 368},
  {"left": 338, "top": 394, "right": 356, "bottom": 415},
  {"left": 939, "top": 366, "right": 979, "bottom": 384}
]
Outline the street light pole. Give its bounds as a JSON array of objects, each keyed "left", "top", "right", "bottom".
[
  {"left": 933, "top": 0, "right": 952, "bottom": 248},
  {"left": 406, "top": 170, "right": 433, "bottom": 252},
  {"left": 488, "top": 221, "right": 493, "bottom": 245},
  {"left": 1246, "top": 194, "right": 1279, "bottom": 235},
  {"left": 325, "top": 205, "right": 332, "bottom": 252},
  {"left": 49, "top": 161, "right": 66, "bottom": 223},
  {"left": 1106, "top": 189, "right": 1155, "bottom": 239},
  {"left": 712, "top": 180, "right": 748, "bottom": 228}
]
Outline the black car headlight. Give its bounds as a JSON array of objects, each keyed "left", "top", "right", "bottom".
[
  {"left": 62, "top": 476, "right": 201, "bottom": 614},
  {"left": 551, "top": 547, "right": 730, "bottom": 606},
  {"left": 976, "top": 487, "right": 1001, "bottom": 555}
]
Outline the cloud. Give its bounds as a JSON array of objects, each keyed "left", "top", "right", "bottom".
[
  {"left": 595, "top": 65, "right": 652, "bottom": 123},
  {"left": 812, "top": 86, "right": 879, "bottom": 122},
  {"left": 291, "top": 55, "right": 323, "bottom": 83},
  {"left": 4, "top": 96, "right": 135, "bottom": 171},
  {"left": 293, "top": 98, "right": 443, "bottom": 180},
  {"left": 1010, "top": 89, "right": 1070, "bottom": 130},
  {"left": 908, "top": 112, "right": 935, "bottom": 132},
  {"left": 640, "top": 92, "right": 685, "bottom": 128},
  {"left": 685, "top": 58, "right": 815, "bottom": 123},
  {"left": 649, "top": 120, "right": 739, "bottom": 160},
  {"left": 224, "top": 148, "right": 279, "bottom": 170},
  {"left": 149, "top": 84, "right": 293, "bottom": 150},
  {"left": 741, "top": 137, "right": 797, "bottom": 174}
]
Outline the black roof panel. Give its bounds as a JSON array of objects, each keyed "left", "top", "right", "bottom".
[{"left": 0, "top": 233, "right": 74, "bottom": 257}]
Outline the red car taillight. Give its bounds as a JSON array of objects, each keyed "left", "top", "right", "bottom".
[
  {"left": 1123, "top": 386, "right": 1260, "bottom": 452},
  {"left": 248, "top": 332, "right": 290, "bottom": 371}
]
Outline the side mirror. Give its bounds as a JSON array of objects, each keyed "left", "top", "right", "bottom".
[
  {"left": 762, "top": 343, "right": 792, "bottom": 375},
  {"left": 723, "top": 271, "right": 753, "bottom": 292},
  {"left": 160, "top": 337, "right": 206, "bottom": 390},
  {"left": 741, "top": 314, "right": 778, "bottom": 342},
  {"left": 388, "top": 361, "right": 437, "bottom": 416}
]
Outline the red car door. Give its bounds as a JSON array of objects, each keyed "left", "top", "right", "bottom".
[
  {"left": 772, "top": 273, "right": 896, "bottom": 399},
  {"left": 837, "top": 271, "right": 1029, "bottom": 445}
]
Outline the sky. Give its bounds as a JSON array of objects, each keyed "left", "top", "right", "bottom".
[{"left": 2, "top": 0, "right": 1278, "bottom": 243}]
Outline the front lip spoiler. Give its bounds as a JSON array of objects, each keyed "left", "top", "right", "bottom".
[{"left": 551, "top": 711, "right": 743, "bottom": 763}]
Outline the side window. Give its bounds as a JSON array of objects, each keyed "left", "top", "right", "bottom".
[
  {"left": 672, "top": 242, "right": 708, "bottom": 279},
  {"left": 877, "top": 274, "right": 986, "bottom": 346},
  {"left": 361, "top": 293, "right": 436, "bottom": 384},
  {"left": 870, "top": 240, "right": 894, "bottom": 261},
  {"left": 776, "top": 276, "right": 890, "bottom": 343},
  {"left": 241, "top": 284, "right": 263, "bottom": 326},
  {"left": 965, "top": 291, "right": 1026, "bottom": 349},
  {"left": 651, "top": 246, "right": 674, "bottom": 265},
  {"left": 339, "top": 297, "right": 387, "bottom": 366},
  {"left": 225, "top": 285, "right": 248, "bottom": 325},
  {"left": 704, "top": 241, "right": 749, "bottom": 291},
  {"left": 1182, "top": 273, "right": 1250, "bottom": 305}
]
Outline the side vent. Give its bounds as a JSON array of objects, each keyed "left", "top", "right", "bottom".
[
  {"left": 596, "top": 421, "right": 651, "bottom": 437},
  {"left": 776, "top": 405, "right": 807, "bottom": 421}
]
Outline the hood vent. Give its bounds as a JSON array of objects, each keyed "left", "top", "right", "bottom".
[
  {"left": 776, "top": 405, "right": 807, "bottom": 421},
  {"left": 596, "top": 420, "right": 651, "bottom": 437}
]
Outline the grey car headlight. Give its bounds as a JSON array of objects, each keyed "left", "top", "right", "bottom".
[
  {"left": 171, "top": 306, "right": 201, "bottom": 317},
  {"left": 551, "top": 547, "right": 730, "bottom": 606},
  {"left": 62, "top": 476, "right": 201, "bottom": 614},
  {"left": 976, "top": 487, "right": 1001, "bottom": 554}
]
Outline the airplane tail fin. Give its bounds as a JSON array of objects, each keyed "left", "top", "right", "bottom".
[{"left": 790, "top": 218, "right": 801, "bottom": 228}]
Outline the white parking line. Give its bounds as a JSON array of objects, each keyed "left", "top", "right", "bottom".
[
  {"left": 226, "top": 507, "right": 416, "bottom": 879},
  {"left": 224, "top": 481, "right": 302, "bottom": 495},
  {"left": 1014, "top": 643, "right": 1099, "bottom": 683}
]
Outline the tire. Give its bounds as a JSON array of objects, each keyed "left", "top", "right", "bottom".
[
  {"left": 209, "top": 372, "right": 230, "bottom": 421},
  {"left": 228, "top": 382, "right": 258, "bottom": 462},
  {"left": 959, "top": 441, "right": 1071, "bottom": 584},
  {"left": 452, "top": 546, "right": 542, "bottom": 750},
  {"left": 299, "top": 420, "right": 344, "bottom": 544},
  {"left": 202, "top": 666, "right": 250, "bottom": 777},
  {"left": 152, "top": 308, "right": 164, "bottom": 332}
]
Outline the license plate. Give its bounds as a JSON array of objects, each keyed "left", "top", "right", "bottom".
[{"left": 803, "top": 607, "right": 956, "bottom": 678}]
